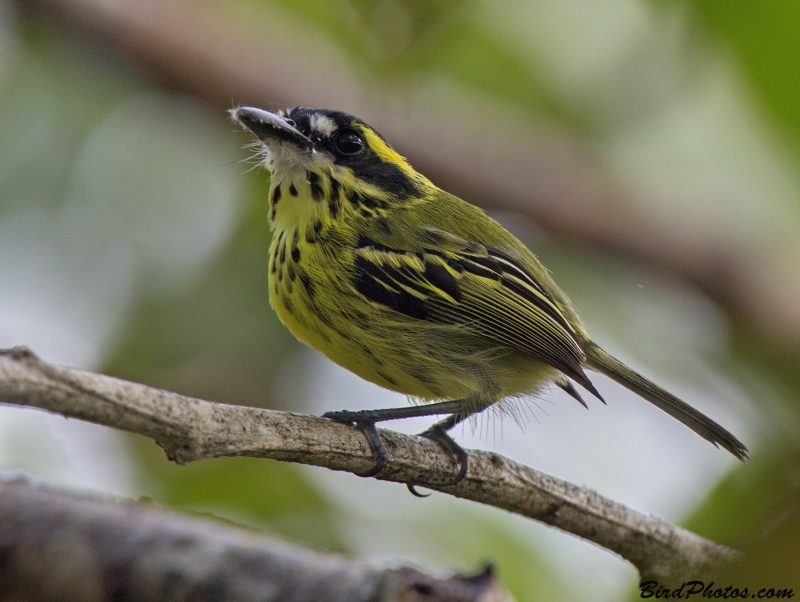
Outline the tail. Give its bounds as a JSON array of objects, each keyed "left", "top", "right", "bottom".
[{"left": 583, "top": 341, "right": 748, "bottom": 461}]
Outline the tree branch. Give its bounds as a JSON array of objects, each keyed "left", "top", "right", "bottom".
[
  {"left": 0, "top": 476, "right": 507, "bottom": 602},
  {"left": 0, "top": 347, "right": 740, "bottom": 584}
]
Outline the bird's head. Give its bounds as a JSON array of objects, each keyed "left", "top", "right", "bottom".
[{"left": 232, "top": 106, "right": 427, "bottom": 231}]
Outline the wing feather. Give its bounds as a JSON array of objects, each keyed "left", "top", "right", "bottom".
[{"left": 351, "top": 223, "right": 594, "bottom": 387}]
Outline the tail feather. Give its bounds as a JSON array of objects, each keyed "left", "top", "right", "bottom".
[{"left": 583, "top": 341, "right": 748, "bottom": 461}]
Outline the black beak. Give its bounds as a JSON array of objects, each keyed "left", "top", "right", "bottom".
[{"left": 231, "top": 107, "right": 313, "bottom": 150}]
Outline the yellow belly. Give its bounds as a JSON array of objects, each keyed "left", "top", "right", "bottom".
[
  {"left": 268, "top": 225, "right": 558, "bottom": 405},
  {"left": 272, "top": 280, "right": 557, "bottom": 405}
]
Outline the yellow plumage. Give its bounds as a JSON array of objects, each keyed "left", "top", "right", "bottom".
[{"left": 233, "top": 105, "right": 747, "bottom": 481}]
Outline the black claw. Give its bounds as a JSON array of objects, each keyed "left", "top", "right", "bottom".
[
  {"left": 420, "top": 424, "right": 469, "bottom": 485},
  {"left": 406, "top": 483, "right": 430, "bottom": 497},
  {"left": 323, "top": 412, "right": 389, "bottom": 477},
  {"left": 353, "top": 421, "right": 389, "bottom": 477}
]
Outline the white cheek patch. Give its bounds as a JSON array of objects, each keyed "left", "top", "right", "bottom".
[
  {"left": 261, "top": 139, "right": 334, "bottom": 184},
  {"left": 310, "top": 114, "right": 337, "bottom": 137}
]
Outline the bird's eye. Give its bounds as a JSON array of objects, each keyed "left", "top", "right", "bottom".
[{"left": 332, "top": 129, "right": 364, "bottom": 155}]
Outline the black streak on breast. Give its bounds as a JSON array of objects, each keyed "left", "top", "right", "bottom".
[
  {"left": 270, "top": 185, "right": 281, "bottom": 220},
  {"left": 328, "top": 177, "right": 341, "bottom": 218},
  {"left": 308, "top": 172, "right": 324, "bottom": 201}
]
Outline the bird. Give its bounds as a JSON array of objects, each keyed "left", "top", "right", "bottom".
[{"left": 231, "top": 105, "right": 748, "bottom": 488}]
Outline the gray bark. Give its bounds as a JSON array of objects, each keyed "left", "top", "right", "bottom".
[
  {"left": 0, "top": 477, "right": 508, "bottom": 602},
  {"left": 0, "top": 347, "right": 740, "bottom": 584}
]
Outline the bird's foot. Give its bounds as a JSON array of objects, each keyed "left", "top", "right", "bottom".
[
  {"left": 420, "top": 422, "right": 469, "bottom": 484},
  {"left": 323, "top": 411, "right": 388, "bottom": 477},
  {"left": 406, "top": 423, "right": 470, "bottom": 496}
]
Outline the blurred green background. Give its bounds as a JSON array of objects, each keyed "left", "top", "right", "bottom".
[{"left": 1, "top": 0, "right": 799, "bottom": 599}]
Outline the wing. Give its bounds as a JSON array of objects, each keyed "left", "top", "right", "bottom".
[{"left": 351, "top": 221, "right": 601, "bottom": 396}]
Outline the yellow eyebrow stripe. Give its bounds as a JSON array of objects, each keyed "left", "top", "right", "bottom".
[{"left": 354, "top": 124, "right": 417, "bottom": 178}]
